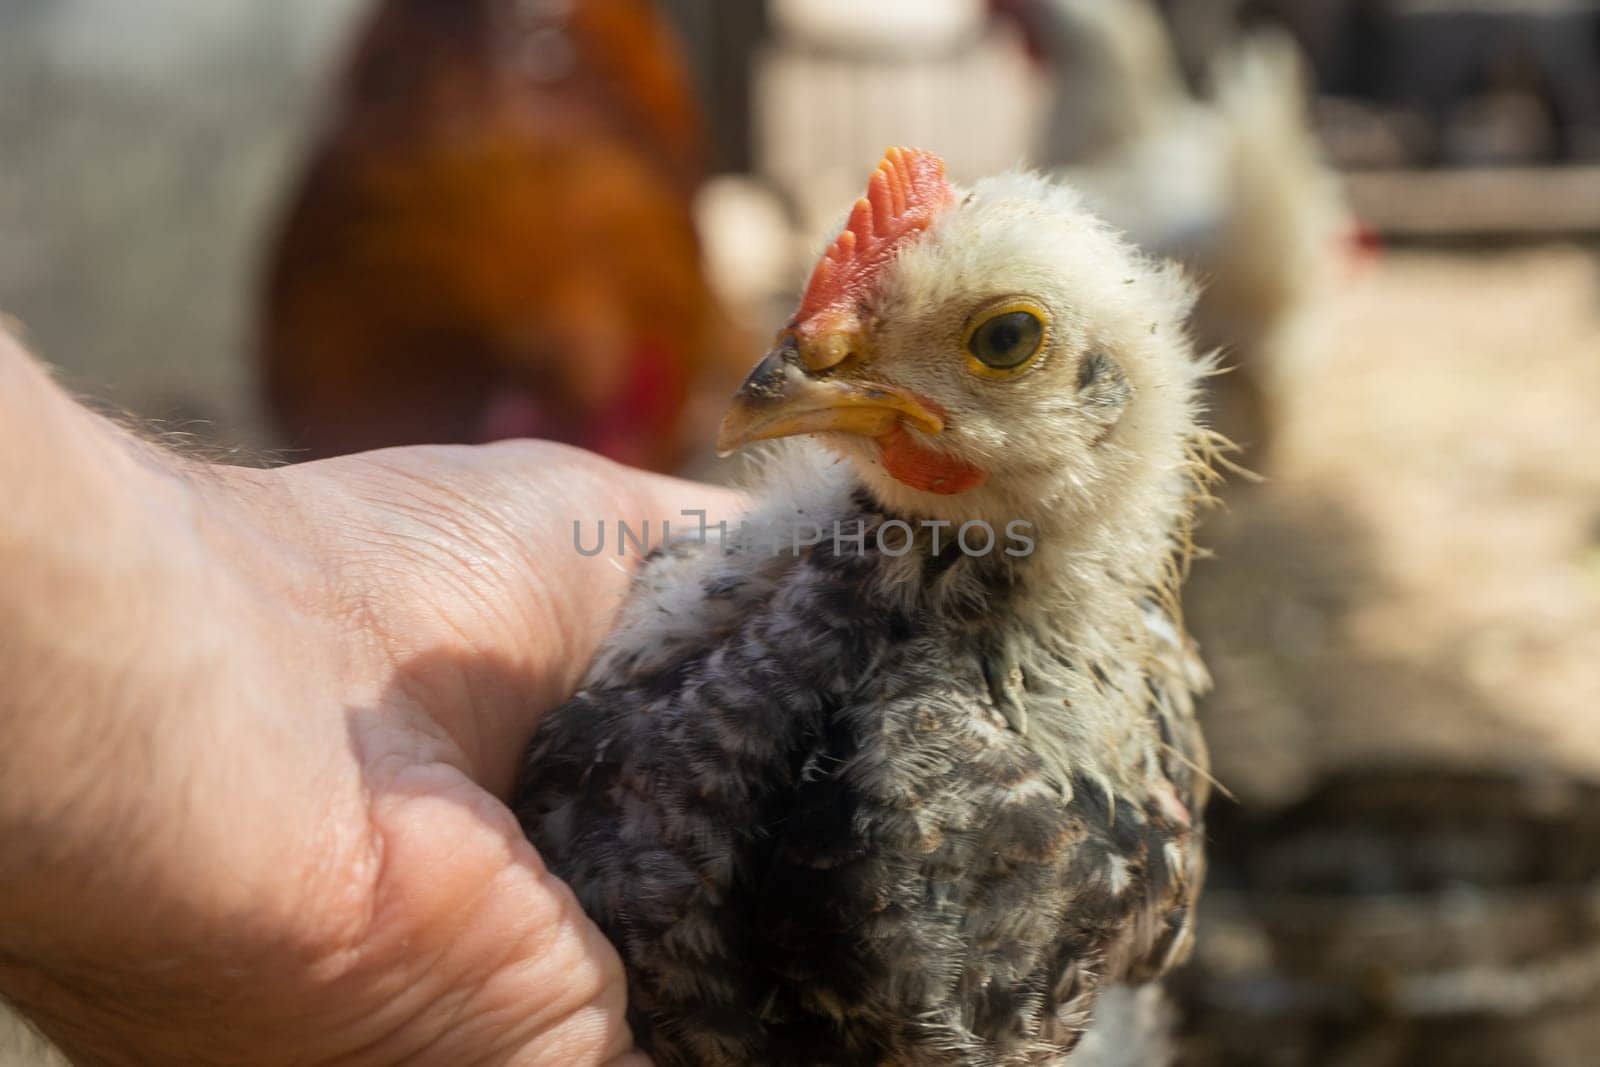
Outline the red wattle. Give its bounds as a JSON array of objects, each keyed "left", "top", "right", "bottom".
[{"left": 878, "top": 424, "right": 987, "bottom": 495}]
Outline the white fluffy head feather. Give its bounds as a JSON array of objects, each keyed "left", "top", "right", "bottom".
[{"left": 810, "top": 168, "right": 1210, "bottom": 587}]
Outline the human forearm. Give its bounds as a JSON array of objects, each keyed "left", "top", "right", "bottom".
[
  {"left": 0, "top": 332, "right": 360, "bottom": 984},
  {"left": 0, "top": 332, "right": 199, "bottom": 918}
]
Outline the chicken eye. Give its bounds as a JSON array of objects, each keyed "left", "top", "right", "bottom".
[{"left": 964, "top": 301, "right": 1049, "bottom": 377}]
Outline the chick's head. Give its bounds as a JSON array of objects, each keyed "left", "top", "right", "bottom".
[{"left": 719, "top": 148, "right": 1207, "bottom": 536}]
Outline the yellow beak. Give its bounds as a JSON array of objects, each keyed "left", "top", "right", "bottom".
[{"left": 715, "top": 334, "right": 943, "bottom": 457}]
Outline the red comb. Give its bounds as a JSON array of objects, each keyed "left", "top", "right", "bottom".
[{"left": 797, "top": 147, "right": 955, "bottom": 328}]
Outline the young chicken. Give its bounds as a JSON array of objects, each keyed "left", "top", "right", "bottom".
[{"left": 514, "top": 148, "right": 1217, "bottom": 1065}]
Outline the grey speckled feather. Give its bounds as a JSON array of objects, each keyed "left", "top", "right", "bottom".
[{"left": 515, "top": 488, "right": 1207, "bottom": 1066}]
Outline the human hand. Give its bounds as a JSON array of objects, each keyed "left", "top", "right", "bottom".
[{"left": 0, "top": 331, "right": 738, "bottom": 1063}]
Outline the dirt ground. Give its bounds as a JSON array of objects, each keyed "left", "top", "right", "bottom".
[
  {"left": 1174, "top": 243, "right": 1600, "bottom": 1066},
  {"left": 1190, "top": 243, "right": 1600, "bottom": 808}
]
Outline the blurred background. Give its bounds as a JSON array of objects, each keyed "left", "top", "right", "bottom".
[{"left": 2, "top": 0, "right": 1599, "bottom": 1063}]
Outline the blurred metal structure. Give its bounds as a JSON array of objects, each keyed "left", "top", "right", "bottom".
[
  {"left": 1365, "top": 0, "right": 1600, "bottom": 165},
  {"left": 1345, "top": 164, "right": 1600, "bottom": 236},
  {"left": 1202, "top": 0, "right": 1600, "bottom": 167},
  {"left": 655, "top": 0, "right": 769, "bottom": 171},
  {"left": 749, "top": 0, "right": 1042, "bottom": 243}
]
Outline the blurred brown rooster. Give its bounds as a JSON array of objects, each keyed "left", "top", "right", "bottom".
[{"left": 261, "top": 0, "right": 735, "bottom": 471}]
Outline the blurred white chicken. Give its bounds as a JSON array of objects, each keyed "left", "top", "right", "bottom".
[{"left": 1028, "top": 0, "right": 1351, "bottom": 459}]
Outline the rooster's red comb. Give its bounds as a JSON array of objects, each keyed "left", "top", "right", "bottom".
[{"left": 796, "top": 147, "right": 955, "bottom": 327}]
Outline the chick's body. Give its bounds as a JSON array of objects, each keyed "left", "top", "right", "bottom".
[{"left": 515, "top": 152, "right": 1214, "bottom": 1065}]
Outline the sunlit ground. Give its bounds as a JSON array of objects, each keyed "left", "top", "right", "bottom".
[
  {"left": 1180, "top": 243, "right": 1600, "bottom": 1065},
  {"left": 1196, "top": 244, "right": 1600, "bottom": 804}
]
